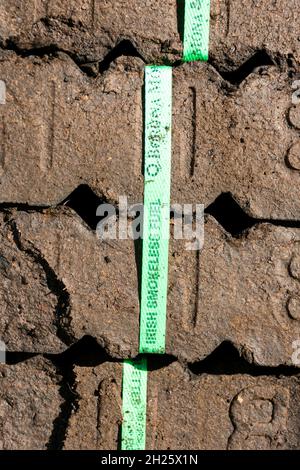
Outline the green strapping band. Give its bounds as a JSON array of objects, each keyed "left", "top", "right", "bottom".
[
  {"left": 121, "top": 357, "right": 148, "bottom": 450},
  {"left": 183, "top": 0, "right": 211, "bottom": 62},
  {"left": 121, "top": 67, "right": 172, "bottom": 451},
  {"left": 139, "top": 65, "right": 172, "bottom": 354}
]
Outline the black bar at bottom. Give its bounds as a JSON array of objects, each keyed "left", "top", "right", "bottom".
[{"left": 0, "top": 451, "right": 298, "bottom": 467}]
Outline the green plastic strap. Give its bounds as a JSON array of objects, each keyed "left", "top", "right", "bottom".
[
  {"left": 139, "top": 65, "right": 172, "bottom": 354},
  {"left": 121, "top": 357, "right": 148, "bottom": 450},
  {"left": 183, "top": 0, "right": 211, "bottom": 62}
]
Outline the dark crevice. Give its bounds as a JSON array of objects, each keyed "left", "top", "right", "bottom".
[
  {"left": 4, "top": 40, "right": 62, "bottom": 59},
  {"left": 261, "top": 218, "right": 300, "bottom": 229},
  {"left": 210, "top": 50, "right": 275, "bottom": 84},
  {"left": 46, "top": 362, "right": 78, "bottom": 450},
  {"left": 0, "top": 184, "right": 122, "bottom": 232},
  {"left": 2, "top": 39, "right": 83, "bottom": 66},
  {"left": 3, "top": 189, "right": 300, "bottom": 239},
  {"left": 117, "top": 425, "right": 122, "bottom": 451},
  {"left": 1, "top": 39, "right": 88, "bottom": 73},
  {"left": 176, "top": 0, "right": 185, "bottom": 44},
  {"left": 60, "top": 185, "right": 143, "bottom": 232},
  {"left": 61, "top": 185, "right": 108, "bottom": 231},
  {"left": 68, "top": 185, "right": 300, "bottom": 241},
  {"left": 2, "top": 39, "right": 281, "bottom": 87},
  {"left": 48, "top": 337, "right": 175, "bottom": 372},
  {"left": 134, "top": 237, "right": 143, "bottom": 305},
  {"left": 4, "top": 336, "right": 175, "bottom": 370},
  {"left": 1, "top": 38, "right": 145, "bottom": 77},
  {"left": 98, "top": 39, "right": 145, "bottom": 73},
  {"left": 205, "top": 192, "right": 300, "bottom": 236},
  {"left": 4, "top": 339, "right": 299, "bottom": 379},
  {"left": 146, "top": 354, "right": 176, "bottom": 371},
  {"left": 188, "top": 342, "right": 300, "bottom": 377},
  {"left": 0, "top": 202, "right": 49, "bottom": 212},
  {"left": 7, "top": 217, "right": 75, "bottom": 347},
  {"left": 46, "top": 336, "right": 112, "bottom": 367},
  {"left": 205, "top": 193, "right": 256, "bottom": 236},
  {"left": 80, "top": 39, "right": 145, "bottom": 77},
  {"left": 5, "top": 352, "right": 37, "bottom": 365},
  {"left": 0, "top": 185, "right": 111, "bottom": 232}
]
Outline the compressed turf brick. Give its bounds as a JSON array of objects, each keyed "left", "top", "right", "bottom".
[
  {"left": 12, "top": 207, "right": 140, "bottom": 356},
  {"left": 172, "top": 62, "right": 300, "bottom": 220},
  {"left": 0, "top": 53, "right": 300, "bottom": 220},
  {"left": 0, "top": 356, "right": 64, "bottom": 449},
  {"left": 64, "top": 361, "right": 300, "bottom": 450},
  {"left": 166, "top": 216, "right": 300, "bottom": 365},
  {"left": 6, "top": 209, "right": 300, "bottom": 366},
  {"left": 0, "top": 52, "right": 144, "bottom": 206},
  {"left": 0, "top": 212, "right": 66, "bottom": 353},
  {"left": 1, "top": 1, "right": 300, "bottom": 69},
  {"left": 64, "top": 362, "right": 122, "bottom": 450}
]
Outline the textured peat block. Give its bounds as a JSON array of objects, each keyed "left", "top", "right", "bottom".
[
  {"left": 0, "top": 356, "right": 63, "bottom": 449},
  {"left": 0, "top": 213, "right": 62, "bottom": 352},
  {"left": 0, "top": 53, "right": 144, "bottom": 206},
  {"left": 1, "top": 209, "right": 300, "bottom": 366},
  {"left": 5, "top": 208, "right": 139, "bottom": 355},
  {"left": 64, "top": 361, "right": 300, "bottom": 450},
  {"left": 0, "top": 1, "right": 300, "bottom": 69},
  {"left": 0, "top": 53, "right": 300, "bottom": 219}
]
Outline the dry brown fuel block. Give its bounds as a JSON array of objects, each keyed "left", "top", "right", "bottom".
[
  {"left": 0, "top": 356, "right": 64, "bottom": 449},
  {"left": 0, "top": 52, "right": 144, "bottom": 206},
  {"left": 0, "top": 52, "right": 300, "bottom": 219},
  {"left": 64, "top": 361, "right": 300, "bottom": 450},
  {"left": 0, "top": 213, "right": 64, "bottom": 353},
  {"left": 7, "top": 208, "right": 140, "bottom": 356},
  {"left": 0, "top": 1, "right": 300, "bottom": 69},
  {"left": 2, "top": 208, "right": 300, "bottom": 366}
]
